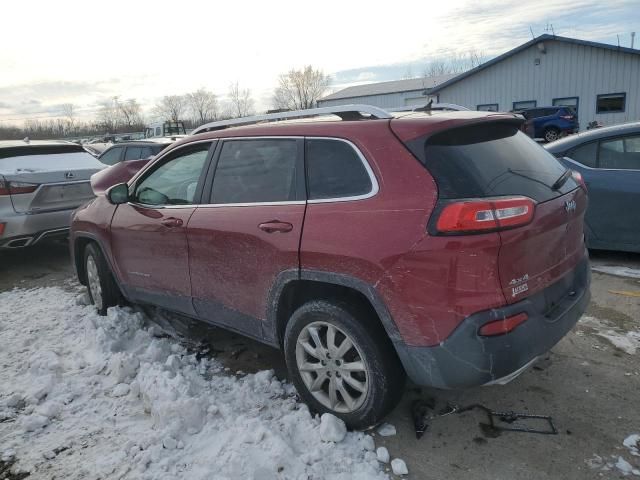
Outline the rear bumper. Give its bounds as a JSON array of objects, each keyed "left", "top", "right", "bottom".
[
  {"left": 0, "top": 208, "right": 74, "bottom": 248},
  {"left": 394, "top": 256, "right": 591, "bottom": 388}
]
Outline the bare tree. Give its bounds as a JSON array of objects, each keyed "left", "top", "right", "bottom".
[
  {"left": 155, "top": 95, "right": 187, "bottom": 121},
  {"left": 272, "top": 66, "right": 331, "bottom": 111},
  {"left": 61, "top": 103, "right": 76, "bottom": 133},
  {"left": 119, "top": 99, "right": 143, "bottom": 128},
  {"left": 187, "top": 88, "right": 219, "bottom": 124},
  {"left": 422, "top": 49, "right": 487, "bottom": 77},
  {"left": 98, "top": 97, "right": 120, "bottom": 132},
  {"left": 227, "top": 82, "right": 254, "bottom": 118}
]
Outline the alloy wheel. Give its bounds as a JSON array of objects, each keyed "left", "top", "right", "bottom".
[
  {"left": 295, "top": 321, "right": 369, "bottom": 413},
  {"left": 86, "top": 255, "right": 103, "bottom": 310}
]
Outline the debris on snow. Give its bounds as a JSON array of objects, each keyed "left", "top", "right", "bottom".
[
  {"left": 0, "top": 287, "right": 390, "bottom": 479},
  {"left": 391, "top": 458, "right": 408, "bottom": 475},
  {"left": 319, "top": 413, "right": 347, "bottom": 443},
  {"left": 376, "top": 447, "right": 390, "bottom": 463},
  {"left": 624, "top": 434, "right": 640, "bottom": 456},
  {"left": 377, "top": 423, "right": 397, "bottom": 437}
]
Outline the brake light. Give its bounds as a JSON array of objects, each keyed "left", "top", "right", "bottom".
[
  {"left": 436, "top": 197, "right": 536, "bottom": 234},
  {"left": 0, "top": 180, "right": 38, "bottom": 196},
  {"left": 479, "top": 313, "right": 528, "bottom": 336},
  {"left": 571, "top": 170, "right": 587, "bottom": 191}
]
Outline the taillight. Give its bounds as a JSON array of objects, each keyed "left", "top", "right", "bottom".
[
  {"left": 0, "top": 179, "right": 38, "bottom": 196},
  {"left": 571, "top": 170, "right": 587, "bottom": 192},
  {"left": 0, "top": 223, "right": 5, "bottom": 237},
  {"left": 479, "top": 312, "right": 528, "bottom": 336},
  {"left": 435, "top": 196, "right": 536, "bottom": 234}
]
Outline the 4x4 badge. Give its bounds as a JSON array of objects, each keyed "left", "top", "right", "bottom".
[{"left": 564, "top": 199, "right": 576, "bottom": 212}]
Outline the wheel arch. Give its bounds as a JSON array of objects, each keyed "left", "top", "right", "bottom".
[
  {"left": 73, "top": 233, "right": 120, "bottom": 286},
  {"left": 267, "top": 270, "right": 403, "bottom": 349}
]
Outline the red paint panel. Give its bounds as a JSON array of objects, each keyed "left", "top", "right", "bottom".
[
  {"left": 187, "top": 204, "right": 305, "bottom": 320},
  {"left": 110, "top": 204, "right": 194, "bottom": 296},
  {"left": 497, "top": 188, "right": 588, "bottom": 303}
]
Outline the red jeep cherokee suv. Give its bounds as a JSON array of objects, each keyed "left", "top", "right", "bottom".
[{"left": 70, "top": 106, "right": 590, "bottom": 428}]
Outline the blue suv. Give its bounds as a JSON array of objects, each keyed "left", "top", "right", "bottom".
[{"left": 517, "top": 106, "right": 579, "bottom": 142}]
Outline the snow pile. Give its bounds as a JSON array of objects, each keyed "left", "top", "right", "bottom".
[
  {"left": 0, "top": 287, "right": 391, "bottom": 479},
  {"left": 592, "top": 265, "right": 640, "bottom": 279},
  {"left": 579, "top": 316, "right": 640, "bottom": 355},
  {"left": 585, "top": 434, "right": 640, "bottom": 477}
]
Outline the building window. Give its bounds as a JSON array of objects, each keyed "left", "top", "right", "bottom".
[
  {"left": 553, "top": 97, "right": 579, "bottom": 114},
  {"left": 596, "top": 93, "right": 626, "bottom": 113},
  {"left": 512, "top": 100, "right": 536, "bottom": 110},
  {"left": 477, "top": 104, "right": 499, "bottom": 112}
]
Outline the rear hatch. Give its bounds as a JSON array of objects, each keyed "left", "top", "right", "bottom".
[
  {"left": 393, "top": 118, "right": 587, "bottom": 304},
  {"left": 0, "top": 145, "right": 104, "bottom": 213}
]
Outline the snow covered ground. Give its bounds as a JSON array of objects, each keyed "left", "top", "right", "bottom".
[{"left": 0, "top": 286, "right": 397, "bottom": 479}]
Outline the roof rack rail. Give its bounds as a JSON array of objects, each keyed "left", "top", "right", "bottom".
[
  {"left": 388, "top": 102, "right": 470, "bottom": 113},
  {"left": 191, "top": 104, "right": 392, "bottom": 135}
]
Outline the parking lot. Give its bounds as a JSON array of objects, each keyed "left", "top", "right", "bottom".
[{"left": 1, "top": 240, "right": 639, "bottom": 479}]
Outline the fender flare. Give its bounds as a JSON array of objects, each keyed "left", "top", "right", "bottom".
[{"left": 265, "top": 269, "right": 403, "bottom": 345}]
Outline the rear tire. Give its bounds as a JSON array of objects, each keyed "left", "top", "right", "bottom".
[
  {"left": 544, "top": 127, "right": 560, "bottom": 143},
  {"left": 284, "top": 300, "right": 405, "bottom": 429},
  {"left": 84, "top": 243, "right": 119, "bottom": 315}
]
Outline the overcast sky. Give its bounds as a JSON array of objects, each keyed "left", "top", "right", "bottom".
[{"left": 0, "top": 0, "right": 637, "bottom": 124}]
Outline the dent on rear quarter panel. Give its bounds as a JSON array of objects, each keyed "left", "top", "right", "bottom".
[{"left": 376, "top": 233, "right": 506, "bottom": 347}]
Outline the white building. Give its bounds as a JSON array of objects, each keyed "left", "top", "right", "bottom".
[
  {"left": 319, "top": 35, "right": 640, "bottom": 130},
  {"left": 317, "top": 74, "right": 455, "bottom": 109}
]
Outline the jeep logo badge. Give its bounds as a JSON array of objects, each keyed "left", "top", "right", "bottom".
[
  {"left": 564, "top": 199, "right": 576, "bottom": 212},
  {"left": 64, "top": 171, "right": 75, "bottom": 180}
]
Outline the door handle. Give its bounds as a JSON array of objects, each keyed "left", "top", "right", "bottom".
[
  {"left": 258, "top": 220, "right": 293, "bottom": 233},
  {"left": 161, "top": 217, "right": 183, "bottom": 228}
]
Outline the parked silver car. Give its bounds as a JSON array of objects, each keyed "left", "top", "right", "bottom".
[{"left": 0, "top": 140, "right": 105, "bottom": 248}]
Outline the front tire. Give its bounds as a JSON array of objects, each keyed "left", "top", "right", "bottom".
[
  {"left": 84, "top": 243, "right": 119, "bottom": 315},
  {"left": 284, "top": 300, "right": 405, "bottom": 429}
]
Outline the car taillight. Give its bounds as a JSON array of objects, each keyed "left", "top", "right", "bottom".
[
  {"left": 0, "top": 223, "right": 5, "bottom": 237},
  {"left": 435, "top": 196, "right": 536, "bottom": 234},
  {"left": 571, "top": 170, "right": 587, "bottom": 191},
  {"left": 0, "top": 180, "right": 38, "bottom": 195},
  {"left": 479, "top": 312, "right": 528, "bottom": 336}
]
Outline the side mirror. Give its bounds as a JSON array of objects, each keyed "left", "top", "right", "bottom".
[{"left": 106, "top": 183, "right": 129, "bottom": 205}]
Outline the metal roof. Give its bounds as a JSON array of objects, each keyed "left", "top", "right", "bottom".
[
  {"left": 430, "top": 34, "right": 640, "bottom": 94},
  {"left": 319, "top": 74, "right": 457, "bottom": 101}
]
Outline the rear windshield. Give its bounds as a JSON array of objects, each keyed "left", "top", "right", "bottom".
[
  {"left": 0, "top": 144, "right": 84, "bottom": 160},
  {"left": 411, "top": 123, "right": 576, "bottom": 202}
]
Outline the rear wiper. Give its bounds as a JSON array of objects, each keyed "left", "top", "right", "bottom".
[{"left": 551, "top": 169, "right": 572, "bottom": 191}]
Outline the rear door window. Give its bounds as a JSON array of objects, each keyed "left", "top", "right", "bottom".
[
  {"left": 99, "top": 147, "right": 123, "bottom": 165},
  {"left": 305, "top": 139, "right": 373, "bottom": 200},
  {"left": 211, "top": 139, "right": 300, "bottom": 204},
  {"left": 124, "top": 147, "right": 143, "bottom": 160},
  {"left": 567, "top": 142, "right": 597, "bottom": 167},
  {"left": 409, "top": 122, "right": 573, "bottom": 203},
  {"left": 599, "top": 135, "right": 640, "bottom": 170}
]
